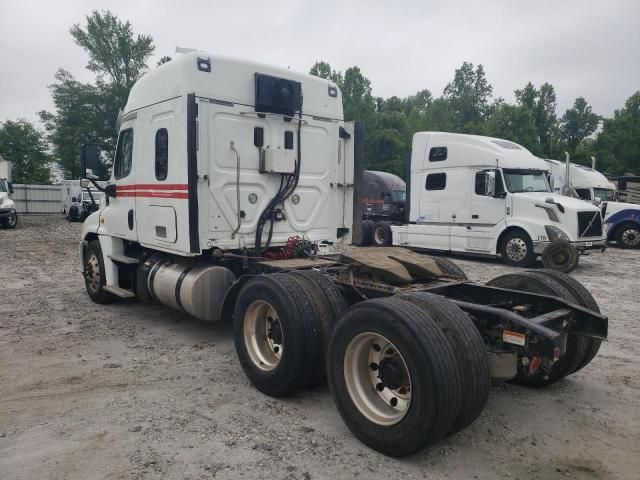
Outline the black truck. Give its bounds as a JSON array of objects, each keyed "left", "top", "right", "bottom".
[{"left": 360, "top": 170, "right": 406, "bottom": 246}]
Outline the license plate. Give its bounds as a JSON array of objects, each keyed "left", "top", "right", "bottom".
[{"left": 585, "top": 242, "right": 593, "bottom": 247}]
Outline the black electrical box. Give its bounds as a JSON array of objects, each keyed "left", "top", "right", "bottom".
[{"left": 255, "top": 73, "right": 302, "bottom": 117}]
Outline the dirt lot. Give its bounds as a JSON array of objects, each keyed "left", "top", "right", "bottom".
[{"left": 1, "top": 215, "right": 639, "bottom": 480}]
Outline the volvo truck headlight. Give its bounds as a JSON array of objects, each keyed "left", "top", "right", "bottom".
[{"left": 545, "top": 225, "right": 570, "bottom": 242}]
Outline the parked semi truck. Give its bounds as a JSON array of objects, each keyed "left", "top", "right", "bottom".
[
  {"left": 77, "top": 51, "right": 608, "bottom": 456},
  {"left": 546, "top": 157, "right": 640, "bottom": 248},
  {"left": 361, "top": 170, "right": 406, "bottom": 247},
  {"left": 391, "top": 133, "right": 606, "bottom": 271},
  {"left": 0, "top": 158, "right": 18, "bottom": 229}
]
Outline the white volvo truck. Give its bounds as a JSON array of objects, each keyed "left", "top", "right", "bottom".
[
  {"left": 78, "top": 51, "right": 608, "bottom": 456},
  {"left": 392, "top": 133, "right": 607, "bottom": 271},
  {"left": 0, "top": 158, "right": 18, "bottom": 229},
  {"left": 546, "top": 157, "right": 640, "bottom": 248}
]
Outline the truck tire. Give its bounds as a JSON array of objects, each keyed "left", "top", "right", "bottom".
[
  {"left": 434, "top": 257, "right": 468, "bottom": 280},
  {"left": 540, "top": 241, "right": 579, "bottom": 273},
  {"left": 528, "top": 269, "right": 602, "bottom": 374},
  {"left": 486, "top": 272, "right": 590, "bottom": 387},
  {"left": 288, "top": 270, "right": 347, "bottom": 386},
  {"left": 68, "top": 205, "right": 79, "bottom": 222},
  {"left": 360, "top": 220, "right": 374, "bottom": 246},
  {"left": 327, "top": 296, "right": 461, "bottom": 456},
  {"left": 614, "top": 222, "right": 640, "bottom": 248},
  {"left": 372, "top": 221, "right": 393, "bottom": 247},
  {"left": 2, "top": 211, "right": 18, "bottom": 229},
  {"left": 233, "top": 273, "right": 322, "bottom": 397},
  {"left": 83, "top": 240, "right": 116, "bottom": 304},
  {"left": 500, "top": 229, "right": 536, "bottom": 268},
  {"left": 399, "top": 292, "right": 490, "bottom": 435}
]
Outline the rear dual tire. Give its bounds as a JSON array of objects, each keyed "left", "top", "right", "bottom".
[
  {"left": 232, "top": 271, "right": 347, "bottom": 396},
  {"left": 486, "top": 270, "right": 601, "bottom": 387},
  {"left": 327, "top": 295, "right": 489, "bottom": 456}
]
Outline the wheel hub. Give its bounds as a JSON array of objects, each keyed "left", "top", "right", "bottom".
[
  {"left": 343, "top": 332, "right": 412, "bottom": 426},
  {"left": 244, "top": 300, "right": 283, "bottom": 371},
  {"left": 622, "top": 229, "right": 640, "bottom": 246},
  {"left": 506, "top": 238, "right": 527, "bottom": 261},
  {"left": 377, "top": 357, "right": 408, "bottom": 390}
]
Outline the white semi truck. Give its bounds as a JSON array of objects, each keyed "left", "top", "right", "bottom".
[
  {"left": 545, "top": 157, "right": 640, "bottom": 248},
  {"left": 392, "top": 133, "right": 606, "bottom": 271},
  {"left": 77, "top": 51, "right": 608, "bottom": 456},
  {"left": 0, "top": 158, "right": 18, "bottom": 229}
]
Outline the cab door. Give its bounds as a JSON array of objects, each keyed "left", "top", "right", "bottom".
[
  {"left": 101, "top": 124, "right": 138, "bottom": 241},
  {"left": 466, "top": 169, "right": 507, "bottom": 251}
]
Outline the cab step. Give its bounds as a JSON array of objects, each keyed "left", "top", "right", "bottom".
[
  {"left": 108, "top": 254, "right": 140, "bottom": 265},
  {"left": 103, "top": 285, "right": 136, "bottom": 298}
]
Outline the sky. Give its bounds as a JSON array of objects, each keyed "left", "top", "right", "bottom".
[{"left": 1, "top": 0, "right": 639, "bottom": 125}]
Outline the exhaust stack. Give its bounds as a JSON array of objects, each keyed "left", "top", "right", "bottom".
[
  {"left": 563, "top": 151, "right": 571, "bottom": 196},
  {"left": 591, "top": 156, "right": 597, "bottom": 170}
]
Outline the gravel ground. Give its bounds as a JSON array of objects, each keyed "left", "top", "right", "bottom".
[{"left": 1, "top": 215, "right": 639, "bottom": 480}]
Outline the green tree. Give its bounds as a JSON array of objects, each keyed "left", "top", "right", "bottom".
[
  {"left": 309, "top": 61, "right": 343, "bottom": 85},
  {"left": 514, "top": 82, "right": 558, "bottom": 156},
  {"left": 587, "top": 91, "right": 640, "bottom": 174},
  {"left": 443, "top": 62, "right": 493, "bottom": 131},
  {"left": 483, "top": 104, "right": 538, "bottom": 151},
  {"left": 40, "top": 10, "right": 155, "bottom": 178},
  {"left": 560, "top": 97, "right": 600, "bottom": 155},
  {"left": 0, "top": 120, "right": 51, "bottom": 184},
  {"left": 70, "top": 10, "right": 154, "bottom": 106}
]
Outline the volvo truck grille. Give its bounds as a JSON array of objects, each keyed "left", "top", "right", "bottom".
[{"left": 577, "top": 211, "right": 603, "bottom": 238}]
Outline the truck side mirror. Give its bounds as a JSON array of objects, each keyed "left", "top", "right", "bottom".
[
  {"left": 485, "top": 171, "right": 496, "bottom": 197},
  {"left": 79, "top": 179, "right": 90, "bottom": 188},
  {"left": 72, "top": 196, "right": 77, "bottom": 203},
  {"left": 8, "top": 182, "right": 13, "bottom": 194},
  {"left": 81, "top": 144, "right": 99, "bottom": 178},
  {"left": 593, "top": 196, "right": 602, "bottom": 206},
  {"left": 104, "top": 184, "right": 117, "bottom": 198}
]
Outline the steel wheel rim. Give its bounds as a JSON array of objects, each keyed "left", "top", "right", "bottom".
[
  {"left": 344, "top": 332, "right": 412, "bottom": 426},
  {"left": 7, "top": 213, "right": 16, "bottom": 226},
  {"left": 622, "top": 228, "right": 640, "bottom": 246},
  {"left": 244, "top": 300, "right": 283, "bottom": 371},
  {"left": 506, "top": 238, "right": 527, "bottom": 261},
  {"left": 85, "top": 253, "right": 101, "bottom": 293},
  {"left": 374, "top": 227, "right": 386, "bottom": 245}
]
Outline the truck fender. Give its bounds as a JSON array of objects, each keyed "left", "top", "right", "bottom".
[
  {"left": 495, "top": 222, "right": 538, "bottom": 253},
  {"left": 604, "top": 209, "right": 640, "bottom": 239},
  {"left": 219, "top": 275, "right": 258, "bottom": 323}
]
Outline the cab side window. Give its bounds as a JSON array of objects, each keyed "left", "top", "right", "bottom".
[
  {"left": 155, "top": 128, "right": 168, "bottom": 181},
  {"left": 114, "top": 128, "right": 134, "bottom": 179},
  {"left": 575, "top": 188, "right": 591, "bottom": 200}
]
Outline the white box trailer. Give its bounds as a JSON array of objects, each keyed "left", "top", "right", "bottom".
[
  {"left": 61, "top": 179, "right": 107, "bottom": 221},
  {"left": 77, "top": 51, "right": 608, "bottom": 456},
  {"left": 392, "top": 133, "right": 606, "bottom": 271}
]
